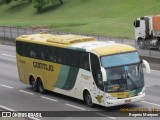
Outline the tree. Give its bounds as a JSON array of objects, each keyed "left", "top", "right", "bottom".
[
  {"left": 59, "top": 0, "right": 63, "bottom": 4},
  {"left": 33, "top": 0, "right": 63, "bottom": 12}
]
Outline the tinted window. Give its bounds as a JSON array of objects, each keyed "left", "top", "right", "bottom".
[
  {"left": 45, "top": 46, "right": 56, "bottom": 62},
  {"left": 79, "top": 52, "right": 90, "bottom": 71},
  {"left": 57, "top": 48, "right": 66, "bottom": 64},
  {"left": 67, "top": 50, "right": 79, "bottom": 67},
  {"left": 36, "top": 44, "right": 45, "bottom": 60},
  {"left": 28, "top": 43, "right": 36, "bottom": 58},
  {"left": 134, "top": 20, "right": 140, "bottom": 27}
]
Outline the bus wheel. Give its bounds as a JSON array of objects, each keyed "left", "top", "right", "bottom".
[
  {"left": 31, "top": 80, "right": 38, "bottom": 92},
  {"left": 84, "top": 91, "right": 93, "bottom": 107},
  {"left": 38, "top": 79, "right": 45, "bottom": 94}
]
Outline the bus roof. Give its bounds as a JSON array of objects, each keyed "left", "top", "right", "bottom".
[{"left": 16, "top": 34, "right": 136, "bottom": 56}]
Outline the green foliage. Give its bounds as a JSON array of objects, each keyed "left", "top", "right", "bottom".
[
  {"left": 32, "top": 0, "right": 53, "bottom": 12},
  {"left": 0, "top": 0, "right": 160, "bottom": 38}
]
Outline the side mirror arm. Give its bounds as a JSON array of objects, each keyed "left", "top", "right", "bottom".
[
  {"left": 101, "top": 67, "right": 107, "bottom": 82},
  {"left": 142, "top": 60, "right": 151, "bottom": 73}
]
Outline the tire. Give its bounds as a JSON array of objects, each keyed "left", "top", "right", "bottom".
[
  {"left": 38, "top": 80, "right": 45, "bottom": 94},
  {"left": 158, "top": 42, "right": 160, "bottom": 51},
  {"left": 84, "top": 91, "right": 93, "bottom": 107},
  {"left": 137, "top": 39, "right": 145, "bottom": 49},
  {"left": 31, "top": 80, "right": 38, "bottom": 92}
]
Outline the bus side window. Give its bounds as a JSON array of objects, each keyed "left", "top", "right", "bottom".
[
  {"left": 45, "top": 46, "right": 56, "bottom": 62},
  {"left": 28, "top": 43, "right": 36, "bottom": 58},
  {"left": 79, "top": 52, "right": 90, "bottom": 71},
  {"left": 16, "top": 41, "right": 27, "bottom": 57},
  {"left": 37, "top": 44, "right": 45, "bottom": 60},
  {"left": 66, "top": 50, "right": 79, "bottom": 67},
  {"left": 57, "top": 48, "right": 66, "bottom": 64}
]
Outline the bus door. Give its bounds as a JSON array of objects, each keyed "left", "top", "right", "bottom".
[{"left": 90, "top": 53, "right": 105, "bottom": 104}]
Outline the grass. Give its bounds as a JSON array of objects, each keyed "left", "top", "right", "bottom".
[{"left": 0, "top": 0, "right": 160, "bottom": 38}]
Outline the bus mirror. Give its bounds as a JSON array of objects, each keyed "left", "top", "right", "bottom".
[
  {"left": 142, "top": 60, "right": 151, "bottom": 73},
  {"left": 101, "top": 67, "right": 107, "bottom": 82}
]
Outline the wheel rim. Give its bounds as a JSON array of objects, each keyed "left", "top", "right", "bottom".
[
  {"left": 138, "top": 41, "right": 144, "bottom": 48},
  {"left": 38, "top": 81, "right": 45, "bottom": 93},
  {"left": 39, "top": 82, "right": 43, "bottom": 92},
  {"left": 31, "top": 81, "right": 35, "bottom": 89},
  {"left": 158, "top": 44, "right": 160, "bottom": 51},
  {"left": 86, "top": 93, "right": 92, "bottom": 106}
]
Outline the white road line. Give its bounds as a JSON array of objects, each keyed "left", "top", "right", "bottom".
[
  {"left": 0, "top": 44, "right": 15, "bottom": 48},
  {"left": 108, "top": 117, "right": 117, "bottom": 119},
  {"left": 19, "top": 90, "right": 34, "bottom": 95},
  {"left": 41, "top": 96, "right": 58, "bottom": 102},
  {"left": 65, "top": 103, "right": 86, "bottom": 111},
  {"left": 151, "top": 69, "right": 160, "bottom": 73},
  {"left": 1, "top": 84, "right": 13, "bottom": 89},
  {"left": 0, "top": 105, "right": 15, "bottom": 111},
  {"left": 0, "top": 105, "right": 41, "bottom": 120},
  {"left": 1, "top": 54, "right": 15, "bottom": 58},
  {"left": 141, "top": 101, "right": 160, "bottom": 107}
]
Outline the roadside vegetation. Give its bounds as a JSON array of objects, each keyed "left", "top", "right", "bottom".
[{"left": 0, "top": 0, "right": 160, "bottom": 38}]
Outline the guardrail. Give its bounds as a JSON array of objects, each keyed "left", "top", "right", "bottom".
[{"left": 0, "top": 26, "right": 160, "bottom": 58}]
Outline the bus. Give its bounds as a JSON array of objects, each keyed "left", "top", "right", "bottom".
[{"left": 16, "top": 33, "right": 150, "bottom": 107}]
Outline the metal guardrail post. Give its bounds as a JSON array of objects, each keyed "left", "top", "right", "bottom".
[
  {"left": 25, "top": 28, "right": 26, "bottom": 35},
  {"left": 122, "top": 38, "right": 124, "bottom": 44},
  {"left": 3, "top": 26, "right": 5, "bottom": 38},
  {"left": 135, "top": 40, "right": 137, "bottom": 48},
  {"left": 17, "top": 28, "right": 19, "bottom": 36},
  {"left": 10, "top": 27, "right": 12, "bottom": 39},
  {"left": 149, "top": 47, "right": 151, "bottom": 57}
]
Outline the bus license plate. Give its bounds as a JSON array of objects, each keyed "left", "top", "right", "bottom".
[{"left": 125, "top": 99, "right": 131, "bottom": 104}]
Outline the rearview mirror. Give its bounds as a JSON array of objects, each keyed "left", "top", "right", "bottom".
[
  {"left": 142, "top": 60, "right": 150, "bottom": 73},
  {"left": 101, "top": 67, "right": 107, "bottom": 82}
]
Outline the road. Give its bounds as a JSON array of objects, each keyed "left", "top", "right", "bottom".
[{"left": 0, "top": 44, "right": 160, "bottom": 120}]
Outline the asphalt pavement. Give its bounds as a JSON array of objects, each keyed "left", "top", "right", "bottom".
[{"left": 0, "top": 44, "right": 160, "bottom": 120}]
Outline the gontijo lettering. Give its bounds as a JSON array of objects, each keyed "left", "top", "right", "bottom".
[{"left": 33, "top": 61, "right": 54, "bottom": 72}]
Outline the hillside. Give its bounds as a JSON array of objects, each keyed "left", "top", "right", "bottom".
[{"left": 0, "top": 0, "right": 160, "bottom": 38}]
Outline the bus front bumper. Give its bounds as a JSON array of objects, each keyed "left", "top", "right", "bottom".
[{"left": 105, "top": 93, "right": 145, "bottom": 107}]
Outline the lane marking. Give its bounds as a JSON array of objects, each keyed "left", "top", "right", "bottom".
[
  {"left": 41, "top": 96, "right": 58, "bottom": 102},
  {"left": 0, "top": 44, "right": 15, "bottom": 48},
  {"left": 108, "top": 117, "right": 117, "bottom": 119},
  {"left": 0, "top": 105, "right": 15, "bottom": 111},
  {"left": 1, "top": 54, "right": 15, "bottom": 58},
  {"left": 65, "top": 103, "right": 86, "bottom": 111},
  {"left": 151, "top": 69, "right": 160, "bottom": 73},
  {"left": 19, "top": 90, "right": 34, "bottom": 95},
  {"left": 1, "top": 84, "right": 13, "bottom": 89},
  {"left": 141, "top": 101, "right": 160, "bottom": 107}
]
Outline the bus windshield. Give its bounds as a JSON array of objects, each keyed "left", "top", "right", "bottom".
[
  {"left": 105, "top": 64, "right": 144, "bottom": 92},
  {"left": 101, "top": 52, "right": 144, "bottom": 93},
  {"left": 101, "top": 52, "right": 140, "bottom": 68}
]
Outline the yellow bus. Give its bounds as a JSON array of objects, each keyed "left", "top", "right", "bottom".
[{"left": 16, "top": 33, "right": 150, "bottom": 107}]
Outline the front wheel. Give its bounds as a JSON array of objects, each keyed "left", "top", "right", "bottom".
[
  {"left": 84, "top": 91, "right": 93, "bottom": 107},
  {"left": 137, "top": 39, "right": 145, "bottom": 49}
]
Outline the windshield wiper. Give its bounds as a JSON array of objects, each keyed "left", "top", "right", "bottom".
[{"left": 127, "top": 75, "right": 138, "bottom": 89}]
